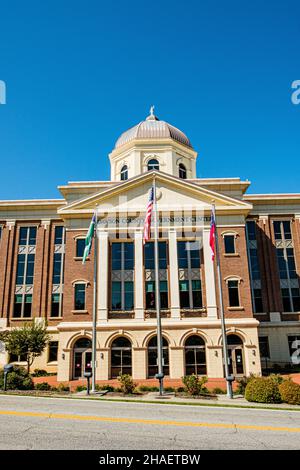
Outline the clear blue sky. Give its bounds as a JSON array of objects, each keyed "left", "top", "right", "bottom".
[{"left": 0, "top": 0, "right": 299, "bottom": 199}]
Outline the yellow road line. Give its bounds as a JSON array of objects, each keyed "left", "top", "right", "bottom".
[{"left": 0, "top": 409, "right": 300, "bottom": 433}]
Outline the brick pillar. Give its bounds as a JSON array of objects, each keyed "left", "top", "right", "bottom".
[
  {"left": 40, "top": 221, "right": 51, "bottom": 318},
  {"left": 292, "top": 216, "right": 300, "bottom": 285},
  {"left": 3, "top": 221, "right": 16, "bottom": 324},
  {"left": 32, "top": 224, "right": 46, "bottom": 318}
]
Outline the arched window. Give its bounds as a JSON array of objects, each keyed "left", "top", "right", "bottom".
[
  {"left": 184, "top": 335, "right": 206, "bottom": 375},
  {"left": 227, "top": 334, "right": 243, "bottom": 346},
  {"left": 147, "top": 159, "right": 159, "bottom": 171},
  {"left": 179, "top": 163, "right": 187, "bottom": 179},
  {"left": 120, "top": 165, "right": 128, "bottom": 181},
  {"left": 111, "top": 337, "right": 132, "bottom": 378},
  {"left": 147, "top": 336, "right": 169, "bottom": 378}
]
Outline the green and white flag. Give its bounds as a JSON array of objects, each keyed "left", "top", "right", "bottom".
[{"left": 82, "top": 212, "right": 97, "bottom": 264}]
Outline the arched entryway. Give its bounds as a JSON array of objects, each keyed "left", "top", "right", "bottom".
[
  {"left": 184, "top": 335, "right": 207, "bottom": 375},
  {"left": 111, "top": 337, "right": 132, "bottom": 378},
  {"left": 147, "top": 336, "right": 169, "bottom": 378},
  {"left": 73, "top": 337, "right": 92, "bottom": 379},
  {"left": 227, "top": 334, "right": 244, "bottom": 376}
]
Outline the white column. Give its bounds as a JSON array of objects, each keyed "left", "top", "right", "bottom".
[
  {"left": 168, "top": 229, "right": 180, "bottom": 319},
  {"left": 203, "top": 229, "right": 218, "bottom": 318},
  {"left": 134, "top": 230, "right": 144, "bottom": 320},
  {"left": 97, "top": 231, "right": 109, "bottom": 321}
]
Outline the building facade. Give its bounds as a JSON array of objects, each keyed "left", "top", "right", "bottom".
[{"left": 0, "top": 109, "right": 299, "bottom": 381}]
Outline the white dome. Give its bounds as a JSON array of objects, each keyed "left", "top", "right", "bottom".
[{"left": 114, "top": 109, "right": 193, "bottom": 149}]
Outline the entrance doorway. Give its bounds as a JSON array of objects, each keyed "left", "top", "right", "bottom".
[
  {"left": 73, "top": 337, "right": 92, "bottom": 379},
  {"left": 227, "top": 334, "right": 244, "bottom": 376}
]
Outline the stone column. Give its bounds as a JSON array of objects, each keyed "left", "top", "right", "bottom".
[
  {"left": 168, "top": 229, "right": 180, "bottom": 319},
  {"left": 203, "top": 229, "right": 218, "bottom": 318},
  {"left": 98, "top": 231, "right": 109, "bottom": 321},
  {"left": 132, "top": 347, "right": 147, "bottom": 379},
  {"left": 169, "top": 347, "right": 184, "bottom": 378},
  {"left": 134, "top": 231, "right": 144, "bottom": 320}
]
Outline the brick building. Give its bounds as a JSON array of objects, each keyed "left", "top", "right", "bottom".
[{"left": 0, "top": 109, "right": 299, "bottom": 381}]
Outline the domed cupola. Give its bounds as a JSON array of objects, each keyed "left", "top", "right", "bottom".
[
  {"left": 109, "top": 107, "right": 198, "bottom": 182},
  {"left": 115, "top": 107, "right": 193, "bottom": 150}
]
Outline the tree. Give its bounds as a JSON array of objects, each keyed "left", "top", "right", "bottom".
[{"left": 0, "top": 321, "right": 51, "bottom": 374}]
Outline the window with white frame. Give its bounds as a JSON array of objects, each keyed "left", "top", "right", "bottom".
[
  {"left": 246, "top": 220, "right": 264, "bottom": 313},
  {"left": 120, "top": 165, "right": 128, "bottom": 181},
  {"left": 177, "top": 241, "right": 203, "bottom": 309},
  {"left": 273, "top": 220, "right": 300, "bottom": 312},
  {"left": 13, "top": 226, "right": 37, "bottom": 318},
  {"left": 147, "top": 158, "right": 159, "bottom": 171},
  {"left": 111, "top": 242, "right": 134, "bottom": 310}
]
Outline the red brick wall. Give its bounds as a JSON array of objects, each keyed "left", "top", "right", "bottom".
[{"left": 62, "top": 229, "right": 94, "bottom": 321}]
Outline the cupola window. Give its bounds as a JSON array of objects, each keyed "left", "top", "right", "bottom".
[
  {"left": 147, "top": 159, "right": 159, "bottom": 171},
  {"left": 120, "top": 165, "right": 128, "bottom": 181},
  {"left": 179, "top": 163, "right": 187, "bottom": 179}
]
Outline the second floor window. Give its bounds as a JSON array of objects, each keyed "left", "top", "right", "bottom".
[
  {"left": 224, "top": 235, "right": 236, "bottom": 254},
  {"left": 74, "top": 284, "right": 86, "bottom": 310},
  {"left": 144, "top": 242, "right": 167, "bottom": 269},
  {"left": 76, "top": 239, "right": 86, "bottom": 258},
  {"left": 111, "top": 243, "right": 134, "bottom": 311},
  {"left": 228, "top": 280, "right": 240, "bottom": 307}
]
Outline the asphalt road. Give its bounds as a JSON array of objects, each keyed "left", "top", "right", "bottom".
[{"left": 0, "top": 395, "right": 300, "bottom": 450}]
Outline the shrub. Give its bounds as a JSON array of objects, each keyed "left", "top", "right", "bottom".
[
  {"left": 182, "top": 375, "right": 208, "bottom": 396},
  {"left": 31, "top": 369, "right": 49, "bottom": 377},
  {"left": 138, "top": 385, "right": 159, "bottom": 392},
  {"left": 212, "top": 387, "right": 226, "bottom": 395},
  {"left": 269, "top": 374, "right": 284, "bottom": 385},
  {"left": 75, "top": 385, "right": 87, "bottom": 392},
  {"left": 164, "top": 387, "right": 175, "bottom": 392},
  {"left": 176, "top": 387, "right": 185, "bottom": 393},
  {"left": 245, "top": 377, "right": 281, "bottom": 403},
  {"left": 0, "top": 366, "right": 34, "bottom": 390},
  {"left": 57, "top": 383, "right": 70, "bottom": 392},
  {"left": 35, "top": 382, "right": 51, "bottom": 391},
  {"left": 279, "top": 379, "right": 300, "bottom": 405},
  {"left": 236, "top": 374, "right": 256, "bottom": 395},
  {"left": 117, "top": 374, "right": 137, "bottom": 394}
]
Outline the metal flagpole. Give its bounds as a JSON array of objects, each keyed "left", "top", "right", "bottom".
[
  {"left": 153, "top": 176, "right": 164, "bottom": 396},
  {"left": 91, "top": 206, "right": 98, "bottom": 393},
  {"left": 213, "top": 203, "right": 233, "bottom": 399}
]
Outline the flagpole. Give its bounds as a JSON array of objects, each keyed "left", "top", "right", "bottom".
[
  {"left": 153, "top": 175, "right": 164, "bottom": 396},
  {"left": 91, "top": 206, "right": 98, "bottom": 393},
  {"left": 212, "top": 203, "right": 233, "bottom": 399}
]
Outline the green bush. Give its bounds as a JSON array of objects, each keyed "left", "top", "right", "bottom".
[
  {"left": 245, "top": 377, "right": 281, "bottom": 403},
  {"left": 31, "top": 369, "right": 49, "bottom": 377},
  {"left": 236, "top": 374, "right": 256, "bottom": 395},
  {"left": 75, "top": 385, "right": 87, "bottom": 392},
  {"left": 0, "top": 366, "right": 34, "bottom": 390},
  {"left": 57, "top": 383, "right": 70, "bottom": 392},
  {"left": 176, "top": 387, "right": 185, "bottom": 393},
  {"left": 164, "top": 387, "right": 175, "bottom": 392},
  {"left": 182, "top": 375, "right": 208, "bottom": 396},
  {"left": 212, "top": 387, "right": 226, "bottom": 395},
  {"left": 138, "top": 385, "right": 159, "bottom": 392},
  {"left": 35, "top": 382, "right": 51, "bottom": 391},
  {"left": 269, "top": 374, "right": 284, "bottom": 385},
  {"left": 279, "top": 379, "right": 300, "bottom": 405},
  {"left": 117, "top": 374, "right": 137, "bottom": 394}
]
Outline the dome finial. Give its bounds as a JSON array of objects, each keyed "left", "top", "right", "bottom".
[{"left": 146, "top": 104, "right": 158, "bottom": 121}]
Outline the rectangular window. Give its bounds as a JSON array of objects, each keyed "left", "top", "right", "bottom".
[
  {"left": 259, "top": 337, "right": 270, "bottom": 358},
  {"left": 144, "top": 242, "right": 167, "bottom": 269},
  {"left": 111, "top": 243, "right": 134, "bottom": 311},
  {"left": 228, "top": 280, "right": 240, "bottom": 307},
  {"left": 179, "top": 280, "right": 202, "bottom": 309},
  {"left": 16, "top": 254, "right": 26, "bottom": 285},
  {"left": 13, "top": 294, "right": 23, "bottom": 318},
  {"left": 76, "top": 239, "right": 86, "bottom": 258},
  {"left": 48, "top": 341, "right": 58, "bottom": 362},
  {"left": 274, "top": 221, "right": 299, "bottom": 312},
  {"left": 54, "top": 226, "right": 64, "bottom": 245},
  {"left": 177, "top": 241, "right": 200, "bottom": 269},
  {"left": 10, "top": 353, "right": 27, "bottom": 362},
  {"left": 51, "top": 293, "right": 61, "bottom": 317},
  {"left": 74, "top": 284, "right": 85, "bottom": 310},
  {"left": 246, "top": 221, "right": 263, "bottom": 314},
  {"left": 145, "top": 280, "right": 168, "bottom": 309},
  {"left": 224, "top": 235, "right": 235, "bottom": 254},
  {"left": 25, "top": 254, "right": 35, "bottom": 284},
  {"left": 13, "top": 294, "right": 32, "bottom": 318},
  {"left": 52, "top": 253, "right": 62, "bottom": 284},
  {"left": 24, "top": 294, "right": 32, "bottom": 317}
]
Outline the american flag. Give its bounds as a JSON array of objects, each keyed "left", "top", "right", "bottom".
[
  {"left": 209, "top": 205, "right": 216, "bottom": 261},
  {"left": 143, "top": 186, "right": 154, "bottom": 242}
]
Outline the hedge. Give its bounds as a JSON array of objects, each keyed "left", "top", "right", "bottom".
[
  {"left": 245, "top": 377, "right": 281, "bottom": 403},
  {"left": 279, "top": 379, "right": 300, "bottom": 405}
]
